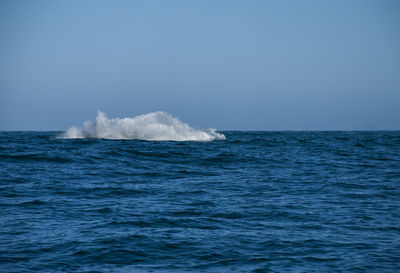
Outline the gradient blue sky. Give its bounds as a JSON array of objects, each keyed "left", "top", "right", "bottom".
[{"left": 1, "top": 0, "right": 399, "bottom": 130}]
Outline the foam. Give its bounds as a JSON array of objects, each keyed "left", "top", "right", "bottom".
[{"left": 59, "top": 111, "right": 225, "bottom": 141}]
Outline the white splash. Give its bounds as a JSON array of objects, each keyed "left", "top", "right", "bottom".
[{"left": 60, "top": 111, "right": 225, "bottom": 141}]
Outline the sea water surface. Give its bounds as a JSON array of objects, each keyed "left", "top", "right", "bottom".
[{"left": 1, "top": 131, "right": 400, "bottom": 272}]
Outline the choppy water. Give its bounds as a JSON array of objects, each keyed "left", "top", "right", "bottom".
[{"left": 1, "top": 131, "right": 399, "bottom": 272}]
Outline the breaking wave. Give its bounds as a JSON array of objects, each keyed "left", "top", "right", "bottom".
[{"left": 60, "top": 111, "right": 225, "bottom": 141}]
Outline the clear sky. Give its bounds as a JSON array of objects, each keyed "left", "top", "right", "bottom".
[{"left": 1, "top": 0, "right": 399, "bottom": 131}]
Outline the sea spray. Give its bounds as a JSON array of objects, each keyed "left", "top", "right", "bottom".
[{"left": 60, "top": 111, "right": 225, "bottom": 141}]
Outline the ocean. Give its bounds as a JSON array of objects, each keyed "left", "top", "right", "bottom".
[{"left": 1, "top": 130, "right": 399, "bottom": 272}]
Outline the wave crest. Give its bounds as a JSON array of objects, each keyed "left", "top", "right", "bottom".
[{"left": 60, "top": 111, "right": 225, "bottom": 141}]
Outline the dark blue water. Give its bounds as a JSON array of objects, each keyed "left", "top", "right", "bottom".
[{"left": 1, "top": 131, "right": 399, "bottom": 272}]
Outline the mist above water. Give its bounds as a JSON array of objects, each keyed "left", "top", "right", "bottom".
[{"left": 60, "top": 111, "right": 225, "bottom": 141}]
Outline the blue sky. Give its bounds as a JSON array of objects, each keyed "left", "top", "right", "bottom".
[{"left": 1, "top": 0, "right": 399, "bottom": 130}]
